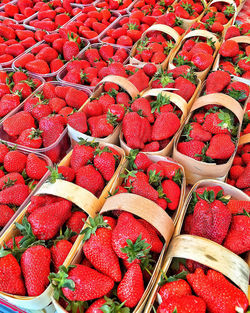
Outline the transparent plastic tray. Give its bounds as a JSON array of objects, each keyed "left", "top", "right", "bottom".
[{"left": 57, "top": 42, "right": 130, "bottom": 90}]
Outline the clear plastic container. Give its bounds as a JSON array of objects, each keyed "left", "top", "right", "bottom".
[
  {"left": 12, "top": 38, "right": 89, "bottom": 79},
  {"left": 0, "top": 0, "right": 30, "bottom": 23},
  {"left": 95, "top": 0, "right": 137, "bottom": 15},
  {"left": 56, "top": 42, "right": 130, "bottom": 90},
  {"left": 62, "top": 10, "right": 120, "bottom": 44},
  {"left": 0, "top": 81, "right": 92, "bottom": 163},
  {"left": 0, "top": 68, "right": 45, "bottom": 122},
  {"left": 0, "top": 141, "right": 53, "bottom": 237},
  {"left": 98, "top": 14, "right": 136, "bottom": 49}
]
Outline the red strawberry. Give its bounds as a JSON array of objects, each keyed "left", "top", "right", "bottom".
[
  {"left": 157, "top": 295, "right": 206, "bottom": 313},
  {"left": 177, "top": 140, "right": 205, "bottom": 161},
  {"left": 51, "top": 239, "right": 73, "bottom": 272},
  {"left": 131, "top": 98, "right": 154, "bottom": 123},
  {"left": 68, "top": 111, "right": 88, "bottom": 134},
  {"left": 0, "top": 205, "right": 14, "bottom": 227},
  {"left": 202, "top": 111, "right": 233, "bottom": 135},
  {"left": 184, "top": 122, "right": 212, "bottom": 142},
  {"left": 66, "top": 211, "right": 87, "bottom": 243},
  {"left": 205, "top": 70, "right": 231, "bottom": 94},
  {"left": 152, "top": 112, "right": 180, "bottom": 141},
  {"left": 219, "top": 39, "right": 239, "bottom": 57},
  {"left": 65, "top": 88, "right": 88, "bottom": 109},
  {"left": 161, "top": 179, "right": 180, "bottom": 210},
  {"left": 26, "top": 59, "right": 50, "bottom": 74},
  {"left": 206, "top": 134, "right": 235, "bottom": 160},
  {"left": 94, "top": 146, "right": 116, "bottom": 181},
  {"left": 25, "top": 153, "right": 47, "bottom": 180},
  {"left": 16, "top": 128, "right": 43, "bottom": 149},
  {"left": 4, "top": 151, "right": 27, "bottom": 173}
]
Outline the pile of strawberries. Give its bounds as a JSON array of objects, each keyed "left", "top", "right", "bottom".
[
  {"left": 183, "top": 185, "right": 250, "bottom": 255},
  {"left": 61, "top": 44, "right": 129, "bottom": 87},
  {"left": 100, "top": 14, "right": 156, "bottom": 47},
  {"left": 203, "top": 70, "right": 249, "bottom": 104},
  {"left": 95, "top": 0, "right": 133, "bottom": 11},
  {"left": 218, "top": 38, "right": 250, "bottom": 79},
  {"left": 129, "top": 0, "right": 175, "bottom": 17},
  {"left": 157, "top": 267, "right": 248, "bottom": 312},
  {"left": 50, "top": 211, "right": 164, "bottom": 311},
  {"left": 151, "top": 67, "right": 198, "bottom": 102},
  {"left": 0, "top": 142, "right": 49, "bottom": 229},
  {"left": 227, "top": 142, "right": 250, "bottom": 195},
  {"left": 57, "top": 140, "right": 121, "bottom": 197},
  {"left": 13, "top": 32, "right": 86, "bottom": 75},
  {"left": 173, "top": 35, "right": 216, "bottom": 72},
  {"left": 200, "top": 1, "right": 236, "bottom": 34},
  {"left": 122, "top": 93, "right": 183, "bottom": 152},
  {"left": 61, "top": 6, "right": 119, "bottom": 41},
  {"left": 0, "top": 20, "right": 46, "bottom": 65},
  {"left": 2, "top": 82, "right": 88, "bottom": 162},
  {"left": 172, "top": 0, "right": 204, "bottom": 20},
  {"left": 177, "top": 105, "right": 239, "bottom": 163},
  {"left": 0, "top": 194, "right": 87, "bottom": 296},
  {"left": 112, "top": 150, "right": 183, "bottom": 211},
  {"left": 69, "top": 82, "right": 131, "bottom": 138},
  {"left": 0, "top": 69, "right": 43, "bottom": 118}
]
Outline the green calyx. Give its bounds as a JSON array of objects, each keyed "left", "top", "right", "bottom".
[
  {"left": 228, "top": 87, "right": 246, "bottom": 102},
  {"left": 100, "top": 296, "right": 130, "bottom": 313},
  {"left": 78, "top": 138, "right": 99, "bottom": 148},
  {"left": 2, "top": 178, "right": 17, "bottom": 189},
  {"left": 159, "top": 270, "right": 188, "bottom": 286},
  {"left": 81, "top": 215, "right": 110, "bottom": 243},
  {"left": 28, "top": 128, "right": 43, "bottom": 140},
  {"left": 107, "top": 111, "right": 118, "bottom": 127},
  {"left": 127, "top": 149, "right": 140, "bottom": 170},
  {"left": 148, "top": 170, "right": 162, "bottom": 187},
  {"left": 120, "top": 234, "right": 151, "bottom": 263},
  {"left": 47, "top": 165, "right": 65, "bottom": 184},
  {"left": 151, "top": 93, "right": 171, "bottom": 113}
]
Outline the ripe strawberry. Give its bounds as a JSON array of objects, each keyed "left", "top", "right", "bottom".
[
  {"left": 16, "top": 128, "right": 43, "bottom": 149},
  {"left": 21, "top": 245, "right": 51, "bottom": 296},
  {"left": 26, "top": 59, "right": 50, "bottom": 74},
  {"left": 227, "top": 199, "right": 250, "bottom": 214},
  {"left": 192, "top": 53, "right": 214, "bottom": 71},
  {"left": 63, "top": 40, "right": 80, "bottom": 61},
  {"left": 0, "top": 172, "right": 25, "bottom": 190},
  {"left": 138, "top": 219, "right": 163, "bottom": 253},
  {"left": 58, "top": 166, "right": 75, "bottom": 182},
  {"left": 68, "top": 111, "right": 88, "bottom": 134},
  {"left": 161, "top": 179, "right": 180, "bottom": 210},
  {"left": 191, "top": 195, "right": 231, "bottom": 244},
  {"left": 112, "top": 212, "right": 151, "bottom": 259},
  {"left": 177, "top": 140, "right": 205, "bottom": 161},
  {"left": 127, "top": 150, "right": 153, "bottom": 171},
  {"left": 202, "top": 111, "right": 233, "bottom": 135},
  {"left": 51, "top": 265, "right": 114, "bottom": 302},
  {"left": 82, "top": 215, "right": 121, "bottom": 282},
  {"left": 236, "top": 163, "right": 250, "bottom": 189},
  {"left": 206, "top": 134, "right": 235, "bottom": 160},
  {"left": 0, "top": 94, "right": 21, "bottom": 118},
  {"left": 174, "top": 75, "right": 196, "bottom": 102},
  {"left": 187, "top": 268, "right": 249, "bottom": 313},
  {"left": 226, "top": 81, "right": 249, "bottom": 102},
  {"left": 70, "top": 140, "right": 97, "bottom": 171},
  {"left": 205, "top": 70, "right": 231, "bottom": 94},
  {"left": 0, "top": 253, "right": 26, "bottom": 295},
  {"left": 219, "top": 39, "right": 239, "bottom": 57},
  {"left": 28, "top": 199, "right": 72, "bottom": 240},
  {"left": 4, "top": 151, "right": 27, "bottom": 173},
  {"left": 229, "top": 165, "right": 244, "bottom": 180},
  {"left": 65, "top": 88, "right": 88, "bottom": 109},
  {"left": 225, "top": 26, "right": 241, "bottom": 40},
  {"left": 75, "top": 165, "right": 105, "bottom": 197},
  {"left": 183, "top": 122, "right": 211, "bottom": 142},
  {"left": 51, "top": 239, "right": 73, "bottom": 272},
  {"left": 157, "top": 295, "right": 206, "bottom": 313},
  {"left": 3, "top": 111, "right": 35, "bottom": 137},
  {"left": 66, "top": 211, "right": 87, "bottom": 243},
  {"left": 117, "top": 264, "right": 144, "bottom": 308},
  {"left": 152, "top": 112, "right": 180, "bottom": 141},
  {"left": 94, "top": 146, "right": 116, "bottom": 181},
  {"left": 25, "top": 153, "right": 48, "bottom": 180},
  {"left": 88, "top": 114, "right": 116, "bottom": 138},
  {"left": 0, "top": 205, "right": 14, "bottom": 227}
]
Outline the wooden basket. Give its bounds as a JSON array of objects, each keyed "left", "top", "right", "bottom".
[
  {"left": 168, "top": 30, "right": 220, "bottom": 81},
  {"left": 67, "top": 75, "right": 140, "bottom": 147},
  {"left": 52, "top": 190, "right": 177, "bottom": 313},
  {"left": 173, "top": 93, "right": 244, "bottom": 185},
  {"left": 129, "top": 24, "right": 181, "bottom": 69},
  {"left": 0, "top": 143, "right": 125, "bottom": 310},
  {"left": 144, "top": 179, "right": 250, "bottom": 312},
  {"left": 119, "top": 89, "right": 188, "bottom": 156},
  {"left": 213, "top": 36, "right": 250, "bottom": 85}
]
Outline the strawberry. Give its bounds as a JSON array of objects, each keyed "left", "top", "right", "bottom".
[
  {"left": 225, "top": 26, "right": 241, "bottom": 40},
  {"left": 0, "top": 205, "right": 14, "bottom": 227},
  {"left": 127, "top": 150, "right": 153, "bottom": 171},
  {"left": 0, "top": 173, "right": 25, "bottom": 190},
  {"left": 82, "top": 215, "right": 121, "bottom": 282},
  {"left": 16, "top": 128, "right": 43, "bottom": 149},
  {"left": 117, "top": 264, "right": 144, "bottom": 308},
  {"left": 0, "top": 94, "right": 21, "bottom": 117},
  {"left": 57, "top": 166, "right": 75, "bottom": 183},
  {"left": 138, "top": 219, "right": 163, "bottom": 253},
  {"left": 177, "top": 140, "right": 205, "bottom": 161},
  {"left": 88, "top": 114, "right": 117, "bottom": 138},
  {"left": 76, "top": 165, "right": 105, "bottom": 197},
  {"left": 25, "top": 153, "right": 48, "bottom": 180},
  {"left": 3, "top": 111, "right": 35, "bottom": 137},
  {"left": 63, "top": 39, "right": 80, "bottom": 61},
  {"left": 158, "top": 272, "right": 192, "bottom": 302},
  {"left": 219, "top": 39, "right": 239, "bottom": 57},
  {"left": 174, "top": 74, "right": 196, "bottom": 102},
  {"left": 157, "top": 295, "right": 206, "bottom": 313},
  {"left": 205, "top": 71, "right": 231, "bottom": 94},
  {"left": 66, "top": 211, "right": 87, "bottom": 243},
  {"left": 206, "top": 134, "right": 235, "bottom": 160},
  {"left": 0, "top": 253, "right": 26, "bottom": 295},
  {"left": 223, "top": 213, "right": 250, "bottom": 255},
  {"left": 26, "top": 59, "right": 50, "bottom": 74},
  {"left": 4, "top": 151, "right": 27, "bottom": 173},
  {"left": 229, "top": 165, "right": 244, "bottom": 180},
  {"left": 202, "top": 110, "right": 234, "bottom": 135},
  {"left": 192, "top": 53, "right": 214, "bottom": 71},
  {"left": 227, "top": 199, "right": 250, "bottom": 214},
  {"left": 183, "top": 122, "right": 212, "bottom": 142},
  {"left": 111, "top": 212, "right": 151, "bottom": 259},
  {"left": 68, "top": 111, "right": 88, "bottom": 134},
  {"left": 152, "top": 112, "right": 180, "bottom": 141},
  {"left": 161, "top": 179, "right": 180, "bottom": 210},
  {"left": 131, "top": 98, "right": 154, "bottom": 123},
  {"left": 70, "top": 140, "right": 97, "bottom": 171},
  {"left": 94, "top": 146, "right": 116, "bottom": 181},
  {"left": 21, "top": 245, "right": 51, "bottom": 296},
  {"left": 187, "top": 268, "right": 249, "bottom": 313},
  {"left": 28, "top": 199, "right": 72, "bottom": 240},
  {"left": 226, "top": 81, "right": 249, "bottom": 102},
  {"left": 51, "top": 237, "right": 73, "bottom": 272},
  {"left": 65, "top": 87, "right": 88, "bottom": 109},
  {"left": 50, "top": 265, "right": 114, "bottom": 302},
  {"left": 236, "top": 163, "right": 250, "bottom": 189},
  {"left": 190, "top": 193, "right": 231, "bottom": 244}
]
